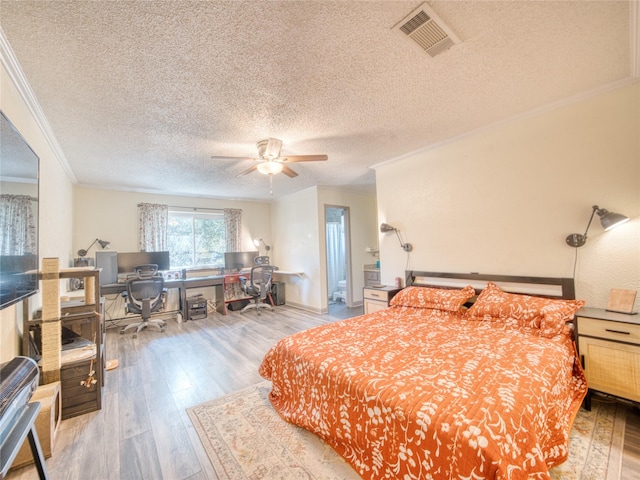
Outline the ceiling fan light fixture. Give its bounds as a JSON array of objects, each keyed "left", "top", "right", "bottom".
[
  {"left": 257, "top": 161, "right": 283, "bottom": 175},
  {"left": 264, "top": 138, "right": 282, "bottom": 159}
]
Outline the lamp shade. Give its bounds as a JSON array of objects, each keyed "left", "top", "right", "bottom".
[
  {"left": 380, "top": 223, "right": 412, "bottom": 252},
  {"left": 254, "top": 238, "right": 271, "bottom": 251},
  {"left": 598, "top": 209, "right": 629, "bottom": 231},
  {"left": 566, "top": 205, "right": 629, "bottom": 247},
  {"left": 257, "top": 161, "right": 283, "bottom": 175}
]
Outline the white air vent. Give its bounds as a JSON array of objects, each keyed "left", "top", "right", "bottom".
[{"left": 393, "top": 3, "right": 460, "bottom": 57}]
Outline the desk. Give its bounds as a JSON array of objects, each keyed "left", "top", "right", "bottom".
[
  {"left": 273, "top": 270, "right": 304, "bottom": 278},
  {"left": 101, "top": 275, "right": 226, "bottom": 319}
]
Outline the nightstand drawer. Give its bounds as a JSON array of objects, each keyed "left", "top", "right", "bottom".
[
  {"left": 577, "top": 316, "right": 640, "bottom": 345},
  {"left": 363, "top": 288, "right": 390, "bottom": 301},
  {"left": 363, "top": 286, "right": 401, "bottom": 315}
]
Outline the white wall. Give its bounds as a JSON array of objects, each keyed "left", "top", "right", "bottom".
[
  {"left": 317, "top": 187, "right": 378, "bottom": 307},
  {"left": 73, "top": 186, "right": 271, "bottom": 259},
  {"left": 375, "top": 82, "right": 640, "bottom": 310},
  {"left": 270, "top": 187, "right": 321, "bottom": 311},
  {"left": 269, "top": 186, "right": 378, "bottom": 313},
  {"left": 72, "top": 187, "right": 272, "bottom": 320},
  {"left": 1, "top": 63, "right": 75, "bottom": 362}
]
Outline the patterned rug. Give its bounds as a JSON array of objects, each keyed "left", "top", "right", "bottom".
[{"left": 187, "top": 382, "right": 625, "bottom": 480}]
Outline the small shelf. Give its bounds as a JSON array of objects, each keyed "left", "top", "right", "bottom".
[
  {"left": 273, "top": 270, "right": 304, "bottom": 278},
  {"left": 23, "top": 263, "right": 104, "bottom": 420}
]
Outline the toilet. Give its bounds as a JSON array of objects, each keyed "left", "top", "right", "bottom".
[{"left": 333, "top": 280, "right": 347, "bottom": 302}]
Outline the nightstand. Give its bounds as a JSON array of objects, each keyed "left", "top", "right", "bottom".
[
  {"left": 363, "top": 286, "right": 401, "bottom": 314},
  {"left": 575, "top": 307, "right": 640, "bottom": 409}
]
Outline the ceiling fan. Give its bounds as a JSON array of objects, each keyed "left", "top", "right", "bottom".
[{"left": 211, "top": 138, "right": 328, "bottom": 178}]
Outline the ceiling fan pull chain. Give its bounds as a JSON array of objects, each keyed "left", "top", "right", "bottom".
[{"left": 269, "top": 173, "right": 274, "bottom": 195}]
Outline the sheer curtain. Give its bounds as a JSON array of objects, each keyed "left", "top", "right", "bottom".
[
  {"left": 326, "top": 220, "right": 346, "bottom": 298},
  {"left": 224, "top": 208, "right": 242, "bottom": 252},
  {"left": 138, "top": 203, "right": 168, "bottom": 251},
  {"left": 0, "top": 194, "right": 36, "bottom": 255}
]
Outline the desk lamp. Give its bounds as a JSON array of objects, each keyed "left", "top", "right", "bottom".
[
  {"left": 566, "top": 205, "right": 629, "bottom": 247},
  {"left": 380, "top": 223, "right": 412, "bottom": 252},
  {"left": 253, "top": 238, "right": 271, "bottom": 255},
  {"left": 77, "top": 238, "right": 111, "bottom": 257}
]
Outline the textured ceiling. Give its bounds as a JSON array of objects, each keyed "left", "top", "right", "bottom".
[{"left": 0, "top": 1, "right": 636, "bottom": 201}]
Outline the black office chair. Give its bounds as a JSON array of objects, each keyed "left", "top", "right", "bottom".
[
  {"left": 120, "top": 264, "right": 166, "bottom": 338},
  {"left": 240, "top": 265, "right": 275, "bottom": 315},
  {"left": 254, "top": 255, "right": 270, "bottom": 265},
  {"left": 133, "top": 263, "right": 159, "bottom": 277}
]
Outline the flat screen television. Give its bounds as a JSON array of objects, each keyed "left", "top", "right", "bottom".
[
  {"left": 117, "top": 251, "right": 171, "bottom": 273},
  {"left": 0, "top": 255, "right": 38, "bottom": 309},
  {"left": 224, "top": 251, "right": 258, "bottom": 270},
  {"left": 0, "top": 111, "right": 40, "bottom": 310}
]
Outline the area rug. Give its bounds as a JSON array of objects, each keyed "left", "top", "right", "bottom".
[{"left": 187, "top": 382, "right": 625, "bottom": 480}]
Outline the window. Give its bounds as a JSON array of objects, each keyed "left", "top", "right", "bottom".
[{"left": 167, "top": 210, "right": 226, "bottom": 269}]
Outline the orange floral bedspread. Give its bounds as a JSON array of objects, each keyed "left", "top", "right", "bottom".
[{"left": 259, "top": 306, "right": 587, "bottom": 480}]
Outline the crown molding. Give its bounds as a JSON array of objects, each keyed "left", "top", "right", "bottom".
[
  {"left": 75, "top": 182, "right": 272, "bottom": 204},
  {"left": 372, "top": 76, "right": 639, "bottom": 171},
  {"left": 0, "top": 28, "right": 77, "bottom": 183}
]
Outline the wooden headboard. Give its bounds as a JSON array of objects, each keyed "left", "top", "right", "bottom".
[{"left": 406, "top": 271, "right": 576, "bottom": 300}]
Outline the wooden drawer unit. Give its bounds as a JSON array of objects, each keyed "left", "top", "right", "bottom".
[
  {"left": 577, "top": 317, "right": 640, "bottom": 344},
  {"left": 363, "top": 286, "right": 401, "bottom": 314},
  {"left": 60, "top": 359, "right": 101, "bottom": 419},
  {"left": 576, "top": 307, "right": 640, "bottom": 405}
]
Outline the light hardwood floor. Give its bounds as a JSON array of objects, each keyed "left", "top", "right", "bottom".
[
  {"left": 6, "top": 304, "right": 640, "bottom": 480},
  {"left": 622, "top": 406, "right": 640, "bottom": 480}
]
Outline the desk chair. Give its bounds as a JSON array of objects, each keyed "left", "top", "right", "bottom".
[
  {"left": 240, "top": 265, "right": 275, "bottom": 315},
  {"left": 254, "top": 255, "right": 270, "bottom": 265},
  {"left": 120, "top": 265, "right": 166, "bottom": 338},
  {"left": 134, "top": 263, "right": 159, "bottom": 277}
]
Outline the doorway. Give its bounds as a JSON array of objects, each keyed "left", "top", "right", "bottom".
[{"left": 325, "top": 206, "right": 352, "bottom": 316}]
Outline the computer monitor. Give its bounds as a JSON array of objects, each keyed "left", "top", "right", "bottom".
[
  {"left": 224, "top": 251, "right": 258, "bottom": 270},
  {"left": 117, "top": 251, "right": 171, "bottom": 273}
]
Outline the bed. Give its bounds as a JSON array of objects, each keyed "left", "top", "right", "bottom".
[{"left": 259, "top": 271, "right": 588, "bottom": 480}]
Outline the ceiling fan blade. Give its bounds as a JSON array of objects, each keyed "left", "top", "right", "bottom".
[
  {"left": 211, "top": 155, "right": 256, "bottom": 161},
  {"left": 281, "top": 165, "right": 299, "bottom": 178},
  {"left": 280, "top": 154, "right": 328, "bottom": 163},
  {"left": 236, "top": 165, "right": 258, "bottom": 177}
]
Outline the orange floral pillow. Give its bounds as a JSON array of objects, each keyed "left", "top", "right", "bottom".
[
  {"left": 465, "top": 281, "right": 584, "bottom": 337},
  {"left": 390, "top": 285, "right": 475, "bottom": 312}
]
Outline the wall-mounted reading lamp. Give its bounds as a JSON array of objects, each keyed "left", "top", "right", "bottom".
[
  {"left": 77, "top": 238, "right": 110, "bottom": 257},
  {"left": 253, "top": 238, "right": 271, "bottom": 253},
  {"left": 380, "top": 223, "right": 412, "bottom": 252},
  {"left": 566, "top": 205, "right": 629, "bottom": 247}
]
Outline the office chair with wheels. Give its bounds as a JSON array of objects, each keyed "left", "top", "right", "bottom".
[
  {"left": 120, "top": 265, "right": 166, "bottom": 338},
  {"left": 133, "top": 263, "right": 159, "bottom": 277},
  {"left": 254, "top": 255, "right": 270, "bottom": 265},
  {"left": 240, "top": 265, "right": 275, "bottom": 315}
]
